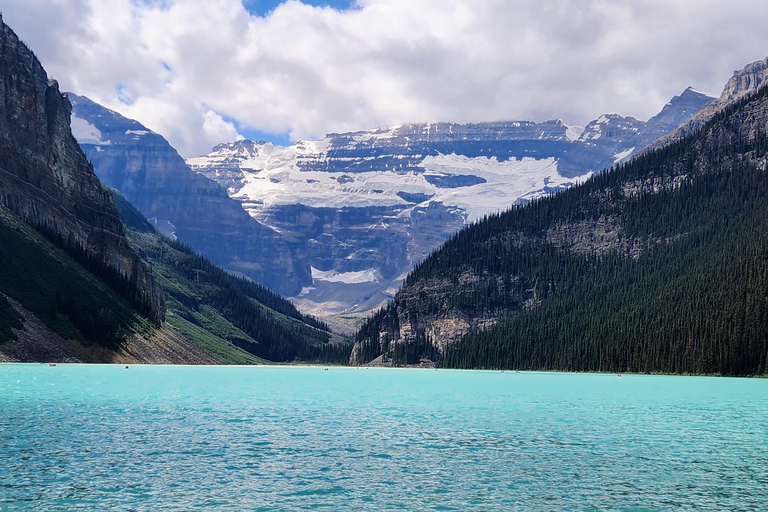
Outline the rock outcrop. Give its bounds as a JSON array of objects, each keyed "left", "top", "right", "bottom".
[{"left": 0, "top": 16, "right": 163, "bottom": 319}]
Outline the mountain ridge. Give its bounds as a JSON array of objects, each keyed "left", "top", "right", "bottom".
[
  {"left": 647, "top": 57, "right": 768, "bottom": 150},
  {"left": 0, "top": 16, "right": 164, "bottom": 321},
  {"left": 186, "top": 87, "right": 712, "bottom": 324}
]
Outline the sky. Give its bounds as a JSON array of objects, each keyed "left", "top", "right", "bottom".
[{"left": 3, "top": 0, "right": 768, "bottom": 157}]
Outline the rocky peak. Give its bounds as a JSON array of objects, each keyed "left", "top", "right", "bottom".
[
  {"left": 691, "top": 57, "right": 768, "bottom": 120},
  {"left": 721, "top": 57, "right": 768, "bottom": 104},
  {"left": 210, "top": 138, "right": 264, "bottom": 156},
  {"left": 651, "top": 57, "right": 768, "bottom": 146},
  {"left": 578, "top": 114, "right": 643, "bottom": 142},
  {"left": 650, "top": 87, "right": 714, "bottom": 126},
  {"left": 0, "top": 18, "right": 163, "bottom": 319}
]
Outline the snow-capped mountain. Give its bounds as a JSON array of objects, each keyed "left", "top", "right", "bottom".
[{"left": 187, "top": 88, "right": 712, "bottom": 328}]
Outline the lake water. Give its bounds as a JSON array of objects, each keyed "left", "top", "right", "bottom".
[{"left": 1, "top": 365, "right": 766, "bottom": 511}]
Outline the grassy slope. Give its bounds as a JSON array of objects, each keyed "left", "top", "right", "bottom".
[{"left": 125, "top": 226, "right": 347, "bottom": 364}]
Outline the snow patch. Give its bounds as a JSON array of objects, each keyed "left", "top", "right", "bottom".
[
  {"left": 564, "top": 123, "right": 585, "bottom": 142},
  {"left": 613, "top": 147, "right": 635, "bottom": 164},
  {"left": 312, "top": 267, "right": 379, "bottom": 284},
  {"left": 419, "top": 154, "right": 582, "bottom": 222},
  {"left": 298, "top": 286, "right": 316, "bottom": 297},
  {"left": 188, "top": 140, "right": 594, "bottom": 223},
  {"left": 126, "top": 129, "right": 151, "bottom": 136},
  {"left": 71, "top": 115, "right": 109, "bottom": 145}
]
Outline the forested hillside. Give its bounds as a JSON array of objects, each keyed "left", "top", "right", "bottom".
[{"left": 353, "top": 84, "right": 768, "bottom": 376}]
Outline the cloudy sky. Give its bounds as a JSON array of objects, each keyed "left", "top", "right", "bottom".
[{"left": 3, "top": 0, "right": 768, "bottom": 157}]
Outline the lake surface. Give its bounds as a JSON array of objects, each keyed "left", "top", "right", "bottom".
[{"left": 1, "top": 365, "right": 766, "bottom": 511}]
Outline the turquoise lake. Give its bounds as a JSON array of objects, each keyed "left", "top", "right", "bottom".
[{"left": 1, "top": 365, "right": 767, "bottom": 511}]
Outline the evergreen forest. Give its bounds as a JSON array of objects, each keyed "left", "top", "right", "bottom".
[{"left": 355, "top": 84, "right": 768, "bottom": 376}]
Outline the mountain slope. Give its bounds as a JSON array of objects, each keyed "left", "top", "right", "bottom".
[
  {"left": 0, "top": 202, "right": 217, "bottom": 363},
  {"left": 0, "top": 17, "right": 344, "bottom": 364},
  {"left": 110, "top": 191, "right": 350, "bottom": 364},
  {"left": 69, "top": 94, "right": 310, "bottom": 296},
  {"left": 187, "top": 88, "right": 712, "bottom": 322},
  {"left": 0, "top": 15, "right": 194, "bottom": 361},
  {"left": 351, "top": 78, "right": 768, "bottom": 376}
]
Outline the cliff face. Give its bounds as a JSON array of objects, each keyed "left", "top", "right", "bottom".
[
  {"left": 0, "top": 17, "right": 163, "bottom": 318},
  {"left": 69, "top": 94, "right": 310, "bottom": 296}
]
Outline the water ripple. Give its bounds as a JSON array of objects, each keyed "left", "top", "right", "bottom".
[{"left": 1, "top": 365, "right": 767, "bottom": 511}]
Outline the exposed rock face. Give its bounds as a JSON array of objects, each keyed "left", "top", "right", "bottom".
[
  {"left": 187, "top": 89, "right": 711, "bottom": 323},
  {"left": 651, "top": 57, "right": 768, "bottom": 147},
  {"left": 0, "top": 17, "right": 163, "bottom": 318},
  {"left": 69, "top": 95, "right": 310, "bottom": 296}
]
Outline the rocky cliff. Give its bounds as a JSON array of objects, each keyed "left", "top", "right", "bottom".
[
  {"left": 187, "top": 88, "right": 712, "bottom": 326},
  {"left": 69, "top": 94, "right": 310, "bottom": 296},
  {"left": 0, "top": 16, "right": 163, "bottom": 319}
]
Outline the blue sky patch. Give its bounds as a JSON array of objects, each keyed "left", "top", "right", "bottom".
[
  {"left": 243, "top": 0, "right": 353, "bottom": 16},
  {"left": 239, "top": 128, "right": 293, "bottom": 147},
  {"left": 216, "top": 110, "right": 294, "bottom": 147},
  {"left": 116, "top": 84, "right": 134, "bottom": 106}
]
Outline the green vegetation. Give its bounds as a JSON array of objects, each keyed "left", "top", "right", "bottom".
[
  {"left": 165, "top": 312, "right": 265, "bottom": 365},
  {"left": 358, "top": 85, "right": 768, "bottom": 375},
  {"left": 443, "top": 165, "right": 768, "bottom": 375},
  {"left": 0, "top": 186, "right": 351, "bottom": 363},
  {"left": 110, "top": 189, "right": 155, "bottom": 233},
  {"left": 125, "top": 227, "right": 350, "bottom": 364},
  {"left": 0, "top": 205, "right": 153, "bottom": 348}
]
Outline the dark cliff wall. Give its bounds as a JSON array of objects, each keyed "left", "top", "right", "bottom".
[{"left": 0, "top": 17, "right": 163, "bottom": 319}]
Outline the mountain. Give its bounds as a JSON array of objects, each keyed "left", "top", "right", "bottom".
[
  {"left": 187, "top": 88, "right": 712, "bottom": 326},
  {"left": 0, "top": 16, "right": 193, "bottom": 361},
  {"left": 0, "top": 16, "right": 163, "bottom": 320},
  {"left": 650, "top": 57, "right": 768, "bottom": 148},
  {"left": 350, "top": 73, "right": 768, "bottom": 376},
  {"left": 0, "top": 203, "right": 209, "bottom": 363},
  {"left": 0, "top": 17, "right": 346, "bottom": 364},
  {"left": 68, "top": 95, "right": 310, "bottom": 296}
]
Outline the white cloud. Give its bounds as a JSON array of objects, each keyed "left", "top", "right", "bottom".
[{"left": 3, "top": 0, "right": 768, "bottom": 157}]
